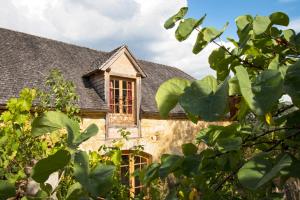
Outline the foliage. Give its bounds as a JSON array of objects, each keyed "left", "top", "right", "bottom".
[
  {"left": 0, "top": 88, "right": 48, "bottom": 198},
  {"left": 38, "top": 69, "right": 80, "bottom": 121},
  {"left": 0, "top": 69, "right": 81, "bottom": 199},
  {"left": 150, "top": 7, "right": 300, "bottom": 200}
]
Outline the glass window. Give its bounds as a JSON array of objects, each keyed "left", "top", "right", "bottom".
[
  {"left": 120, "top": 151, "right": 152, "bottom": 197},
  {"left": 109, "top": 78, "right": 134, "bottom": 114}
]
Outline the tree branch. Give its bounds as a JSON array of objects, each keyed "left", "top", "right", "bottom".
[{"left": 212, "top": 40, "right": 264, "bottom": 70}]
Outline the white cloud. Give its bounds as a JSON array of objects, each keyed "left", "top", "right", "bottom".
[
  {"left": 289, "top": 18, "right": 300, "bottom": 32},
  {"left": 0, "top": 0, "right": 222, "bottom": 79}
]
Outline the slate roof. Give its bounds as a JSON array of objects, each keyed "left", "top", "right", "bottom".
[{"left": 0, "top": 27, "right": 195, "bottom": 114}]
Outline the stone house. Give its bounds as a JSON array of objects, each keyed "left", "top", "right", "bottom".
[{"left": 0, "top": 27, "right": 227, "bottom": 195}]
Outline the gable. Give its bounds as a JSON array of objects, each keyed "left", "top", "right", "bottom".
[{"left": 110, "top": 53, "right": 137, "bottom": 77}]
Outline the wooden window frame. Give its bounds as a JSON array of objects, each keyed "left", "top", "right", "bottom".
[
  {"left": 120, "top": 150, "right": 152, "bottom": 198},
  {"left": 108, "top": 76, "right": 137, "bottom": 126}
]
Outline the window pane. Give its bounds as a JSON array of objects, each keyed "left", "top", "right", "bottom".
[
  {"left": 115, "top": 80, "right": 119, "bottom": 88},
  {"left": 128, "top": 90, "right": 132, "bottom": 106},
  {"left": 121, "top": 166, "right": 129, "bottom": 185},
  {"left": 121, "top": 155, "right": 129, "bottom": 165},
  {"left": 134, "top": 156, "right": 141, "bottom": 163},
  {"left": 123, "top": 80, "right": 127, "bottom": 90},
  {"left": 135, "top": 187, "right": 141, "bottom": 195},
  {"left": 110, "top": 80, "right": 114, "bottom": 88},
  {"left": 123, "top": 105, "right": 127, "bottom": 114},
  {"left": 115, "top": 89, "right": 119, "bottom": 103},
  {"left": 141, "top": 157, "right": 147, "bottom": 163},
  {"left": 123, "top": 89, "right": 127, "bottom": 105},
  {"left": 135, "top": 176, "right": 141, "bottom": 188},
  {"left": 128, "top": 81, "right": 132, "bottom": 90},
  {"left": 128, "top": 106, "right": 132, "bottom": 114},
  {"left": 115, "top": 104, "right": 119, "bottom": 113}
]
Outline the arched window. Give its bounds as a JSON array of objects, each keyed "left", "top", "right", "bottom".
[{"left": 120, "top": 150, "right": 152, "bottom": 197}]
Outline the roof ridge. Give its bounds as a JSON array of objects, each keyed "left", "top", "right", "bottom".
[{"left": 0, "top": 27, "right": 109, "bottom": 55}]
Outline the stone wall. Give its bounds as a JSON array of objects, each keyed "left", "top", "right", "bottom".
[{"left": 80, "top": 116, "right": 230, "bottom": 161}]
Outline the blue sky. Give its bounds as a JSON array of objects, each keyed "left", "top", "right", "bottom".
[
  {"left": 188, "top": 0, "right": 300, "bottom": 38},
  {"left": 0, "top": 0, "right": 299, "bottom": 78}
]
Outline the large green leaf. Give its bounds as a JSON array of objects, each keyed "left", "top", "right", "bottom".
[
  {"left": 238, "top": 153, "right": 292, "bottom": 190},
  {"left": 229, "top": 76, "right": 241, "bottom": 96},
  {"left": 235, "top": 66, "right": 283, "bottom": 115},
  {"left": 193, "top": 23, "right": 228, "bottom": 54},
  {"left": 0, "top": 180, "right": 15, "bottom": 199},
  {"left": 181, "top": 143, "right": 198, "bottom": 156},
  {"left": 284, "top": 60, "right": 300, "bottom": 108},
  {"left": 209, "top": 47, "right": 233, "bottom": 81},
  {"left": 74, "top": 124, "right": 98, "bottom": 146},
  {"left": 143, "top": 163, "right": 160, "bottom": 185},
  {"left": 31, "top": 111, "right": 80, "bottom": 143},
  {"left": 31, "top": 149, "right": 71, "bottom": 183},
  {"left": 283, "top": 29, "right": 296, "bottom": 42},
  {"left": 175, "top": 15, "right": 206, "bottom": 41},
  {"left": 269, "top": 12, "right": 289, "bottom": 26},
  {"left": 155, "top": 78, "right": 191, "bottom": 118},
  {"left": 74, "top": 151, "right": 90, "bottom": 187},
  {"left": 253, "top": 16, "right": 271, "bottom": 35},
  {"left": 74, "top": 151, "right": 116, "bottom": 198},
  {"left": 32, "top": 111, "right": 98, "bottom": 148},
  {"left": 88, "top": 164, "right": 115, "bottom": 197},
  {"left": 66, "top": 183, "right": 87, "bottom": 200},
  {"left": 159, "top": 154, "right": 183, "bottom": 178},
  {"left": 180, "top": 76, "right": 229, "bottom": 121},
  {"left": 235, "top": 15, "right": 253, "bottom": 31},
  {"left": 164, "top": 7, "right": 188, "bottom": 29}
]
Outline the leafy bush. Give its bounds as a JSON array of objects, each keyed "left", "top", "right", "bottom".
[{"left": 145, "top": 7, "right": 300, "bottom": 200}]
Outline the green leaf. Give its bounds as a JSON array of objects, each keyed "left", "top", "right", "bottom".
[
  {"left": 175, "top": 15, "right": 206, "bottom": 41},
  {"left": 193, "top": 23, "right": 228, "bottom": 54},
  {"left": 216, "top": 137, "right": 242, "bottom": 153},
  {"left": 155, "top": 78, "right": 191, "bottom": 118},
  {"left": 74, "top": 151, "right": 116, "bottom": 198},
  {"left": 209, "top": 47, "right": 233, "bottom": 81},
  {"left": 229, "top": 76, "right": 241, "bottom": 96},
  {"left": 235, "top": 15, "right": 253, "bottom": 31},
  {"left": 180, "top": 76, "right": 229, "bottom": 121},
  {"left": 196, "top": 123, "right": 239, "bottom": 145},
  {"left": 269, "top": 12, "right": 289, "bottom": 26},
  {"left": 159, "top": 154, "right": 183, "bottom": 178},
  {"left": 182, "top": 143, "right": 198, "bottom": 156},
  {"left": 164, "top": 7, "right": 188, "bottom": 29},
  {"left": 284, "top": 60, "right": 300, "bottom": 108},
  {"left": 66, "top": 183, "right": 86, "bottom": 200},
  {"left": 88, "top": 164, "right": 116, "bottom": 197},
  {"left": 268, "top": 54, "right": 280, "bottom": 70},
  {"left": 238, "top": 153, "right": 292, "bottom": 190},
  {"left": 235, "top": 66, "right": 283, "bottom": 115},
  {"left": 283, "top": 29, "right": 295, "bottom": 42},
  {"left": 74, "top": 151, "right": 90, "bottom": 187},
  {"left": 0, "top": 180, "right": 16, "bottom": 199},
  {"left": 32, "top": 111, "right": 98, "bottom": 148},
  {"left": 74, "top": 124, "right": 98, "bottom": 146},
  {"left": 253, "top": 16, "right": 271, "bottom": 35},
  {"left": 31, "top": 150, "right": 71, "bottom": 183},
  {"left": 143, "top": 163, "right": 160, "bottom": 185}
]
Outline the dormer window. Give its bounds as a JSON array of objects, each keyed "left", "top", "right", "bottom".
[
  {"left": 109, "top": 78, "right": 134, "bottom": 114},
  {"left": 108, "top": 77, "right": 136, "bottom": 126}
]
